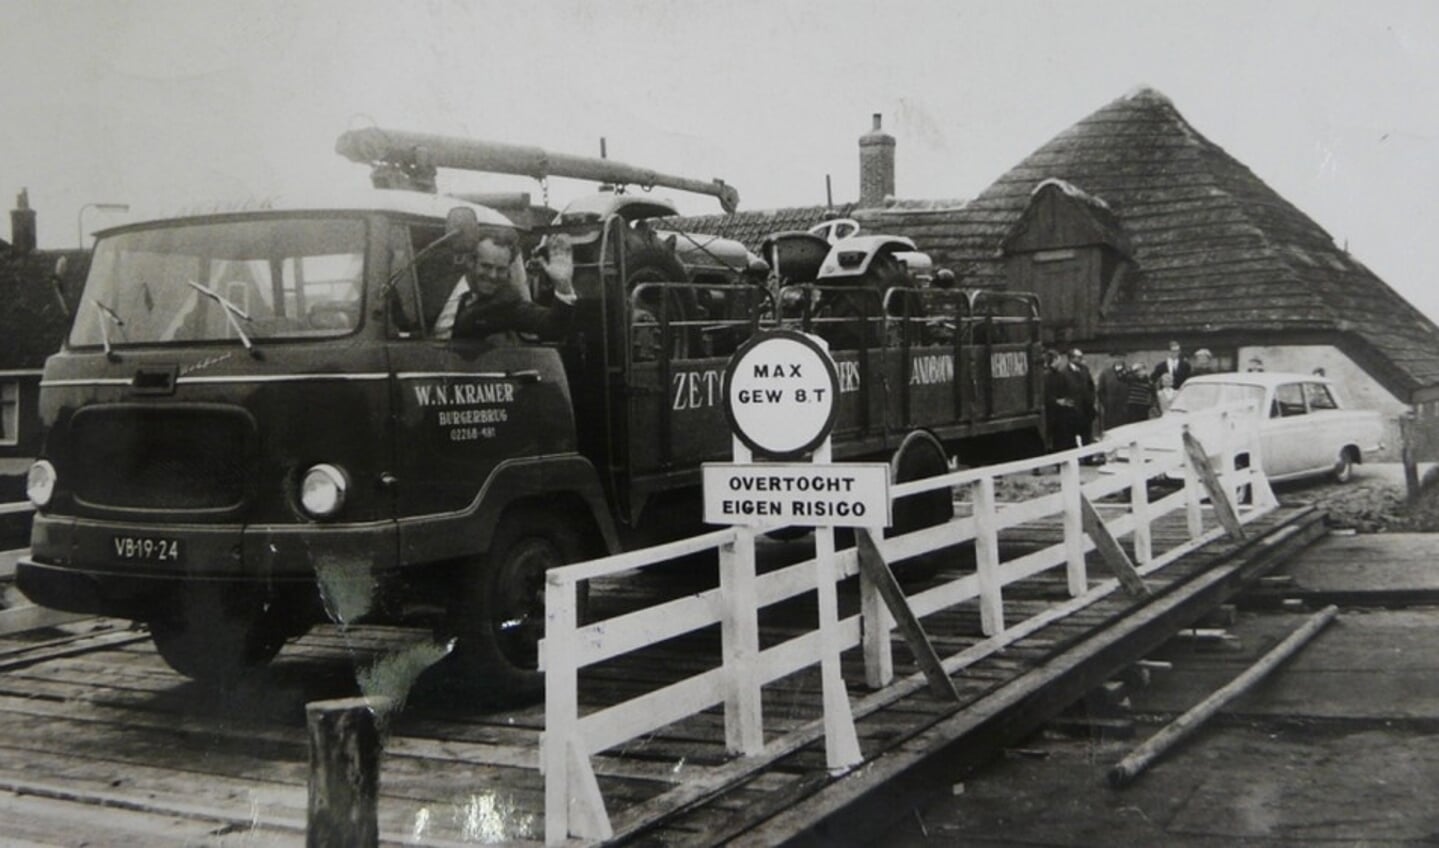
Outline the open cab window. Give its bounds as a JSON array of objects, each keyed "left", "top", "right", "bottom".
[{"left": 69, "top": 217, "right": 367, "bottom": 349}]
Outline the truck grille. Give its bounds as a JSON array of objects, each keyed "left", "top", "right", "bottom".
[{"left": 68, "top": 406, "right": 253, "bottom": 511}]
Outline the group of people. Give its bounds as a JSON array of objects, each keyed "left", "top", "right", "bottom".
[{"left": 1044, "top": 340, "right": 1218, "bottom": 455}]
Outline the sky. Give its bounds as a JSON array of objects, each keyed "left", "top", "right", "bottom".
[{"left": 4, "top": 0, "right": 1438, "bottom": 317}]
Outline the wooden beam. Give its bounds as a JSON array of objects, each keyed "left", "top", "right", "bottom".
[
  {"left": 1182, "top": 430, "right": 1245, "bottom": 539},
  {"left": 856, "top": 530, "right": 961, "bottom": 702},
  {"left": 1108, "top": 605, "right": 1338, "bottom": 787},
  {"left": 0, "top": 547, "right": 27, "bottom": 579},
  {"left": 0, "top": 603, "right": 91, "bottom": 637},
  {"left": 1079, "top": 494, "right": 1150, "bottom": 598}
]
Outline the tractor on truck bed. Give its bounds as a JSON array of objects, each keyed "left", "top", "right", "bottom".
[{"left": 18, "top": 129, "right": 1044, "bottom": 694}]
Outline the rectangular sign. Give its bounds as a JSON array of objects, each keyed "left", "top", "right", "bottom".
[{"left": 702, "top": 462, "right": 892, "bottom": 529}]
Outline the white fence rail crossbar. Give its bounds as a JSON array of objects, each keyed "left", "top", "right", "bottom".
[{"left": 541, "top": 403, "right": 1274, "bottom": 844}]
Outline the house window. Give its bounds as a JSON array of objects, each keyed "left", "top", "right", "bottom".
[
  {"left": 1032, "top": 248, "right": 1077, "bottom": 264},
  {"left": 0, "top": 380, "right": 17, "bottom": 445}
]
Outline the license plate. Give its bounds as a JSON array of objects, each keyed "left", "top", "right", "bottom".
[{"left": 111, "top": 535, "right": 184, "bottom": 563}]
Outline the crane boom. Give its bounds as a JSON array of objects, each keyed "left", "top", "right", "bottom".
[{"left": 336, "top": 127, "right": 739, "bottom": 213}]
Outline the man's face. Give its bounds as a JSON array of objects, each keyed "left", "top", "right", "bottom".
[
  {"left": 465, "top": 239, "right": 513, "bottom": 295},
  {"left": 1169, "top": 343, "right": 1181, "bottom": 357}
]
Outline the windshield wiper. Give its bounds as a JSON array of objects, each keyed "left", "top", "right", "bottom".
[
  {"left": 92, "top": 298, "right": 129, "bottom": 361},
  {"left": 187, "top": 280, "right": 261, "bottom": 357}
]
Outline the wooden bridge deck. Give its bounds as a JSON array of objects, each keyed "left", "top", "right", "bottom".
[{"left": 0, "top": 503, "right": 1324, "bottom": 846}]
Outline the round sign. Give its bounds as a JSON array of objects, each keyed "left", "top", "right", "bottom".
[{"left": 722, "top": 329, "right": 840, "bottom": 458}]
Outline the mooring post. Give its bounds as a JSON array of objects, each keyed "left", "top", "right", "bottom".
[
  {"left": 1401, "top": 413, "right": 1422, "bottom": 503},
  {"left": 306, "top": 695, "right": 393, "bottom": 848}
]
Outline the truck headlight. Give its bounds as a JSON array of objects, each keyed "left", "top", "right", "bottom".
[
  {"left": 27, "top": 460, "right": 56, "bottom": 508},
  {"left": 300, "top": 464, "right": 348, "bottom": 518}
]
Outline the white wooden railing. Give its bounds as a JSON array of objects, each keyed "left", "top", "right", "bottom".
[{"left": 541, "top": 405, "right": 1274, "bottom": 844}]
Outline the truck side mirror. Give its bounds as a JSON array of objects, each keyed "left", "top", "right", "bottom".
[
  {"left": 446, "top": 207, "right": 481, "bottom": 260},
  {"left": 51, "top": 256, "right": 72, "bottom": 317}
]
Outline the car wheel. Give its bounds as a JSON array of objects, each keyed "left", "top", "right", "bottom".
[{"left": 1333, "top": 450, "right": 1355, "bottom": 484}]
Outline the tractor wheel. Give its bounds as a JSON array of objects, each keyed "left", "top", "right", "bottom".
[{"left": 626, "top": 243, "right": 696, "bottom": 361}]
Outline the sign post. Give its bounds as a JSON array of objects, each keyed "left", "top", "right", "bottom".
[{"left": 705, "top": 329, "right": 874, "bottom": 773}]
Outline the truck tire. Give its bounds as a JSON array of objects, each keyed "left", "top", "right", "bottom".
[
  {"left": 148, "top": 585, "right": 289, "bottom": 685},
  {"left": 454, "top": 509, "right": 590, "bottom": 702},
  {"left": 888, "top": 431, "right": 956, "bottom": 582}
]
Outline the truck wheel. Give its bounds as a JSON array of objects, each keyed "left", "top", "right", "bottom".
[
  {"left": 456, "top": 510, "right": 589, "bottom": 701},
  {"left": 888, "top": 431, "right": 955, "bottom": 581},
  {"left": 149, "top": 586, "right": 288, "bottom": 685}
]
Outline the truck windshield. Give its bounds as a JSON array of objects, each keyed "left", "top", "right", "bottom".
[{"left": 69, "top": 217, "right": 367, "bottom": 348}]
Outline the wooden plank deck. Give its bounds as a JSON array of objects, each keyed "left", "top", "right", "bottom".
[{"left": 0, "top": 503, "right": 1323, "bottom": 846}]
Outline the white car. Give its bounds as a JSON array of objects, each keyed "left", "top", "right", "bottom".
[{"left": 1112, "top": 372, "right": 1385, "bottom": 483}]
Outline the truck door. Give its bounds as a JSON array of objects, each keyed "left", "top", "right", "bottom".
[{"left": 382, "top": 221, "right": 577, "bottom": 566}]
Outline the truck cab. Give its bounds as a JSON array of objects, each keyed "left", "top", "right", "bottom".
[{"left": 19, "top": 189, "right": 615, "bottom": 690}]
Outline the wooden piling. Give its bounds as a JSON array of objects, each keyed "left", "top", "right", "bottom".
[{"left": 306, "top": 695, "right": 393, "bottom": 848}]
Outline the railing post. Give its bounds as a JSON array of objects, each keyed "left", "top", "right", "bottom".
[
  {"left": 1128, "top": 439, "right": 1152, "bottom": 565},
  {"left": 1061, "top": 457, "right": 1087, "bottom": 596},
  {"left": 719, "top": 526, "right": 764, "bottom": 754},
  {"left": 813, "top": 439, "right": 863, "bottom": 773},
  {"left": 544, "top": 574, "right": 611, "bottom": 845},
  {"left": 975, "top": 475, "right": 1005, "bottom": 636},
  {"left": 1181, "top": 422, "right": 1204, "bottom": 538}
]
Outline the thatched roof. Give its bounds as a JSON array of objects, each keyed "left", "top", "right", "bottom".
[
  {"left": 669, "top": 87, "right": 1439, "bottom": 396},
  {"left": 885, "top": 87, "right": 1439, "bottom": 393}
]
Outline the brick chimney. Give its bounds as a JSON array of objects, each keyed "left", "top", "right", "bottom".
[
  {"left": 858, "top": 113, "right": 895, "bottom": 208},
  {"left": 11, "top": 188, "right": 36, "bottom": 254}
]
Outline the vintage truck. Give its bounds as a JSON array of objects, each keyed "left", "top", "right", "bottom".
[{"left": 18, "top": 130, "right": 1045, "bottom": 694}]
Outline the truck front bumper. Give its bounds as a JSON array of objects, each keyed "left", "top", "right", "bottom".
[{"left": 18, "top": 513, "right": 397, "bottom": 619}]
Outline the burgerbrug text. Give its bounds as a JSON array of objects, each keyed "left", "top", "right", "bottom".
[{"left": 412, "top": 380, "right": 516, "bottom": 442}]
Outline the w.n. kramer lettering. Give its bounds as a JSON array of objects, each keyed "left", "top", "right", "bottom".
[{"left": 413, "top": 382, "right": 516, "bottom": 407}]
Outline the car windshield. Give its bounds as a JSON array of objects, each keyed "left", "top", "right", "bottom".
[
  {"left": 69, "top": 216, "right": 367, "bottom": 348},
  {"left": 1169, "top": 381, "right": 1266, "bottom": 414}
]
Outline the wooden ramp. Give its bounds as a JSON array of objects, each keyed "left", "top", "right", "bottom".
[{"left": 0, "top": 504, "right": 1322, "bottom": 846}]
